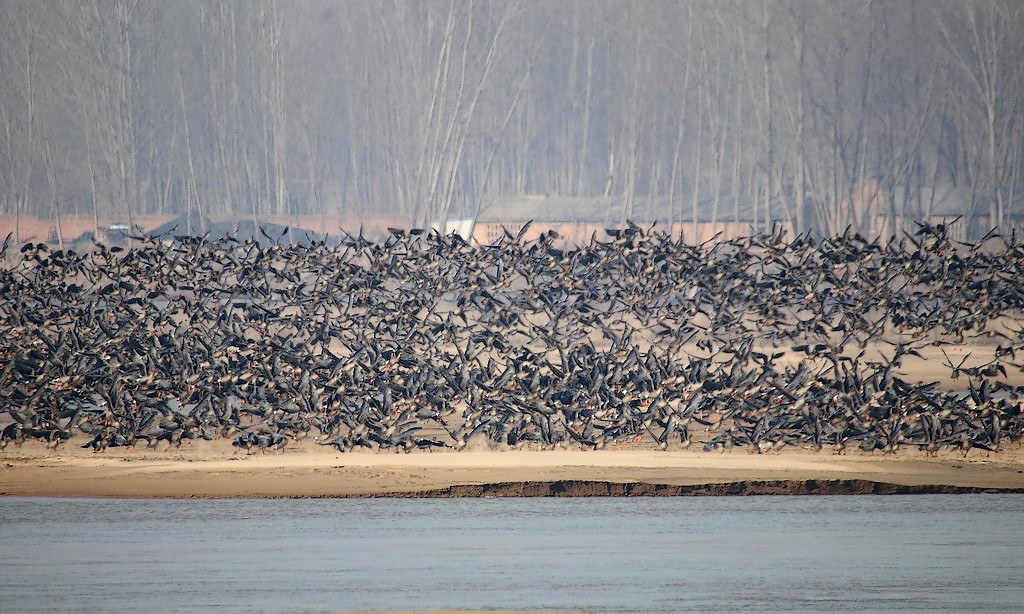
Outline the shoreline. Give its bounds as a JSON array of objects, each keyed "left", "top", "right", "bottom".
[
  {"left": 3, "top": 443, "right": 1023, "bottom": 499},
  {"left": 373, "top": 479, "right": 1024, "bottom": 498}
]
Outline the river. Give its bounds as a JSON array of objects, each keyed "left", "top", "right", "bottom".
[{"left": 1, "top": 495, "right": 1022, "bottom": 612}]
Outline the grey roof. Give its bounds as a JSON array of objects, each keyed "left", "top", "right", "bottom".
[
  {"left": 476, "top": 193, "right": 785, "bottom": 225},
  {"left": 889, "top": 183, "right": 975, "bottom": 217},
  {"left": 147, "top": 214, "right": 326, "bottom": 245},
  {"left": 923, "top": 184, "right": 975, "bottom": 216},
  {"left": 888, "top": 183, "right": 1024, "bottom": 218},
  {"left": 148, "top": 212, "right": 212, "bottom": 237}
]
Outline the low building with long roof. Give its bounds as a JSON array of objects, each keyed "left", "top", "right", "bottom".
[{"left": 464, "top": 193, "right": 797, "bottom": 245}]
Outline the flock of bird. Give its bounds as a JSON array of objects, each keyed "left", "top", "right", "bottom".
[{"left": 1, "top": 221, "right": 1023, "bottom": 457}]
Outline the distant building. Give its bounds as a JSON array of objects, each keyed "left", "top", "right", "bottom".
[
  {"left": 433, "top": 218, "right": 476, "bottom": 240},
  {"left": 466, "top": 194, "right": 796, "bottom": 245},
  {"left": 885, "top": 183, "right": 1024, "bottom": 242}
]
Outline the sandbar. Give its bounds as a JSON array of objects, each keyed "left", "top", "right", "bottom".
[{"left": 2, "top": 439, "right": 1022, "bottom": 498}]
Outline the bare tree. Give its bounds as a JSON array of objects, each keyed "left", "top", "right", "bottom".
[
  {"left": 0, "top": 1, "right": 40, "bottom": 245},
  {"left": 937, "top": 0, "right": 1024, "bottom": 233},
  {"left": 2, "top": 1, "right": 1022, "bottom": 242}
]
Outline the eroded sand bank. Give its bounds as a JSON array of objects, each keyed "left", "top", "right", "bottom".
[{"left": 2, "top": 441, "right": 1022, "bottom": 498}]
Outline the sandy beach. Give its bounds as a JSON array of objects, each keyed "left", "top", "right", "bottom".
[{"left": 3, "top": 439, "right": 1023, "bottom": 498}]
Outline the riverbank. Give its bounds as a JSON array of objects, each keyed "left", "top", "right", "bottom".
[{"left": 2, "top": 442, "right": 1022, "bottom": 498}]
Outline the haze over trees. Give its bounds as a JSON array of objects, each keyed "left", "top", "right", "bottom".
[{"left": 1, "top": 0, "right": 1022, "bottom": 242}]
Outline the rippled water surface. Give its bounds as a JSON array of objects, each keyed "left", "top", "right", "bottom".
[{"left": 1, "top": 495, "right": 1022, "bottom": 613}]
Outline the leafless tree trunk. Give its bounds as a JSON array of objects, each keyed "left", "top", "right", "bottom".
[{"left": 0, "top": 1, "right": 39, "bottom": 245}]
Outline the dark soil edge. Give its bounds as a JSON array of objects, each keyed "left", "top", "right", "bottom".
[{"left": 368, "top": 479, "right": 1024, "bottom": 498}]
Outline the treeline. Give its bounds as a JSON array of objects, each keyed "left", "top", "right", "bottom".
[{"left": 1, "top": 0, "right": 1022, "bottom": 241}]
